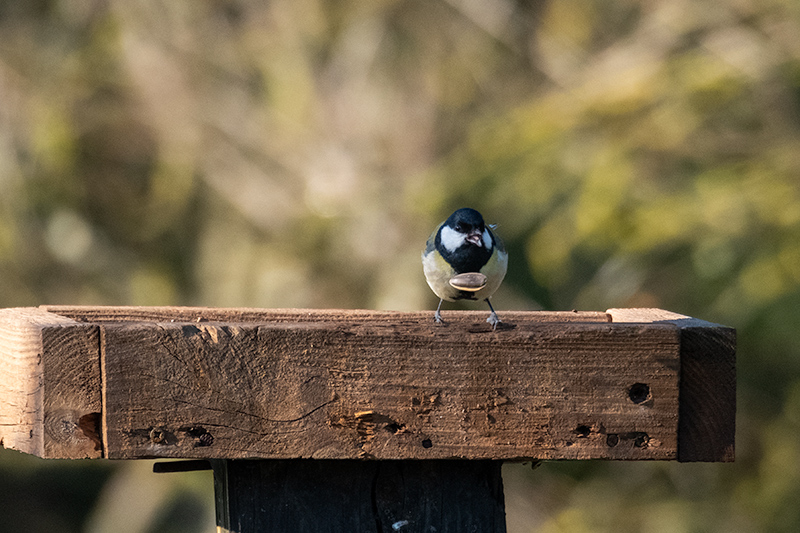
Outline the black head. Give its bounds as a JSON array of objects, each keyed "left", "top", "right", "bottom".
[
  {"left": 444, "top": 208, "right": 486, "bottom": 234},
  {"left": 436, "top": 208, "right": 493, "bottom": 273}
]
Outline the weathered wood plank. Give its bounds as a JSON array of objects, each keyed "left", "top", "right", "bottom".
[
  {"left": 2, "top": 307, "right": 736, "bottom": 462},
  {"left": 212, "top": 459, "right": 506, "bottom": 533},
  {"left": 100, "top": 316, "right": 681, "bottom": 460},
  {"left": 42, "top": 305, "right": 611, "bottom": 324},
  {"left": 0, "top": 308, "right": 101, "bottom": 458},
  {"left": 608, "top": 308, "right": 736, "bottom": 462}
]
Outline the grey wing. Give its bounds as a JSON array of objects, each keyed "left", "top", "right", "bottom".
[
  {"left": 488, "top": 226, "right": 506, "bottom": 253},
  {"left": 424, "top": 224, "right": 442, "bottom": 255}
]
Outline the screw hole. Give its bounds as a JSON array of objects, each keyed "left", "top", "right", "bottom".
[
  {"left": 149, "top": 427, "right": 166, "bottom": 444},
  {"left": 421, "top": 438, "right": 433, "bottom": 448},
  {"left": 198, "top": 432, "right": 214, "bottom": 447},
  {"left": 628, "top": 383, "right": 651, "bottom": 404}
]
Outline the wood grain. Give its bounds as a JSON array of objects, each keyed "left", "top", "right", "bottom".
[
  {"left": 0, "top": 308, "right": 101, "bottom": 458},
  {"left": 608, "top": 308, "right": 736, "bottom": 462},
  {"left": 0, "top": 307, "right": 736, "bottom": 462},
  {"left": 42, "top": 305, "right": 611, "bottom": 324},
  {"left": 100, "top": 315, "right": 681, "bottom": 460}
]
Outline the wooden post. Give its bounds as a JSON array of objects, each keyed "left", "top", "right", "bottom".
[
  {"left": 0, "top": 306, "right": 736, "bottom": 532},
  {"left": 211, "top": 459, "right": 506, "bottom": 532}
]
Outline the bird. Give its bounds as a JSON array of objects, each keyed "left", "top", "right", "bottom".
[{"left": 422, "top": 208, "right": 508, "bottom": 328}]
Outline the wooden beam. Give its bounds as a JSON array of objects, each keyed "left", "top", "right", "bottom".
[
  {"left": 98, "top": 316, "right": 680, "bottom": 460},
  {"left": 0, "top": 306, "right": 736, "bottom": 462},
  {"left": 0, "top": 308, "right": 101, "bottom": 458},
  {"left": 608, "top": 309, "right": 736, "bottom": 462}
]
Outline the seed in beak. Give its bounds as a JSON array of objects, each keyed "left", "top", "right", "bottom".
[{"left": 449, "top": 272, "right": 488, "bottom": 291}]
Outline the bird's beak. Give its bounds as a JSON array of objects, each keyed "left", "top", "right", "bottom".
[{"left": 466, "top": 230, "right": 483, "bottom": 247}]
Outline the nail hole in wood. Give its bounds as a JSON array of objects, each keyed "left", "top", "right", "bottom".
[{"left": 628, "top": 383, "right": 651, "bottom": 404}]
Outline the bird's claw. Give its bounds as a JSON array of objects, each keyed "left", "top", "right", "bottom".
[
  {"left": 433, "top": 299, "right": 445, "bottom": 324},
  {"left": 486, "top": 312, "right": 501, "bottom": 330}
]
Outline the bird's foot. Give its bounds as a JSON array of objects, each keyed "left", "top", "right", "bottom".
[
  {"left": 486, "top": 311, "right": 501, "bottom": 330},
  {"left": 433, "top": 299, "right": 445, "bottom": 324}
]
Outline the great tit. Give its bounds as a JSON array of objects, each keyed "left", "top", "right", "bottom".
[{"left": 422, "top": 208, "right": 508, "bottom": 328}]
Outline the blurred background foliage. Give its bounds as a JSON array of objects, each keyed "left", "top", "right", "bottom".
[{"left": 1, "top": 0, "right": 799, "bottom": 531}]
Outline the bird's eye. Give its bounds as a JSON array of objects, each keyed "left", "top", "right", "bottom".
[{"left": 455, "top": 223, "right": 464, "bottom": 232}]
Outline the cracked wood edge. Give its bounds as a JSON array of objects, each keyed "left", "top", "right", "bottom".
[
  {"left": 607, "top": 308, "right": 736, "bottom": 462},
  {"left": 0, "top": 307, "right": 102, "bottom": 458}
]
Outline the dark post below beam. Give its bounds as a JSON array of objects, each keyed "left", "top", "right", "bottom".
[{"left": 212, "top": 459, "right": 507, "bottom": 533}]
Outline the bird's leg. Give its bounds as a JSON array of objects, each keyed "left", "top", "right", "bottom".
[
  {"left": 434, "top": 299, "right": 444, "bottom": 324},
  {"left": 485, "top": 299, "right": 501, "bottom": 330}
]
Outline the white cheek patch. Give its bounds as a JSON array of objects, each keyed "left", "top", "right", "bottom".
[
  {"left": 440, "top": 225, "right": 465, "bottom": 252},
  {"left": 482, "top": 228, "right": 492, "bottom": 249}
]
